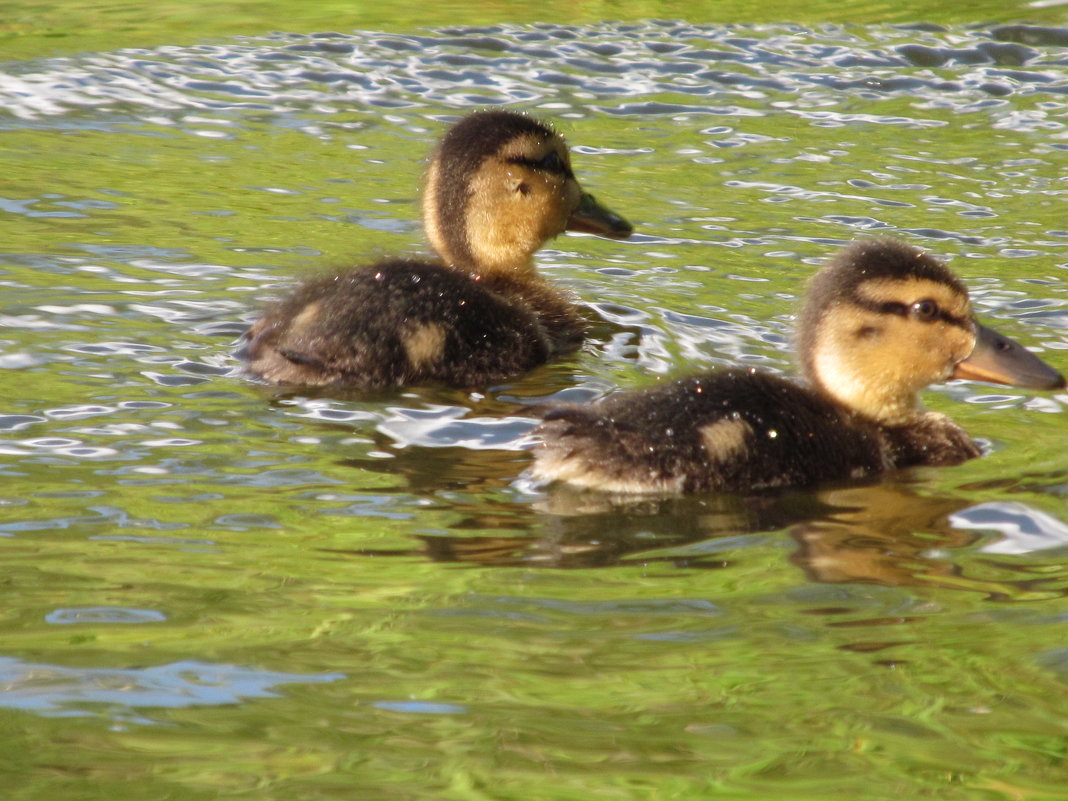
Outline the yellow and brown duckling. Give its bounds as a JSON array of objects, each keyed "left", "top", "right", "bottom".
[
  {"left": 531, "top": 238, "right": 1065, "bottom": 494},
  {"left": 240, "top": 110, "right": 633, "bottom": 389}
]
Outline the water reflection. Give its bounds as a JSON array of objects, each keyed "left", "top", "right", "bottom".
[
  {"left": 954, "top": 501, "right": 1068, "bottom": 554},
  {"left": 346, "top": 477, "right": 1068, "bottom": 600},
  {"left": 0, "top": 657, "right": 343, "bottom": 723}
]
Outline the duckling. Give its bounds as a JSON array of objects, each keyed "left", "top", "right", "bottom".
[
  {"left": 240, "top": 110, "right": 633, "bottom": 389},
  {"left": 531, "top": 238, "right": 1065, "bottom": 494}
]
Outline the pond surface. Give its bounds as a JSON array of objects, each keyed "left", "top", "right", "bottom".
[{"left": 4, "top": 5, "right": 1068, "bottom": 799}]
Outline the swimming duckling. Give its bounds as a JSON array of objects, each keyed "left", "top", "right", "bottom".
[
  {"left": 240, "top": 110, "right": 633, "bottom": 389},
  {"left": 531, "top": 238, "right": 1065, "bottom": 494}
]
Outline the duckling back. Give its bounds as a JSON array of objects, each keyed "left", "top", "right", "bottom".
[
  {"left": 241, "top": 258, "right": 583, "bottom": 389},
  {"left": 532, "top": 369, "right": 896, "bottom": 494}
]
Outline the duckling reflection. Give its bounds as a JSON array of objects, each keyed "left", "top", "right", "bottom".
[
  {"left": 406, "top": 482, "right": 972, "bottom": 574},
  {"left": 241, "top": 110, "right": 632, "bottom": 390},
  {"left": 789, "top": 484, "right": 1068, "bottom": 601},
  {"left": 322, "top": 442, "right": 1068, "bottom": 598},
  {"left": 365, "top": 491, "right": 798, "bottom": 569},
  {"left": 532, "top": 239, "right": 1065, "bottom": 494},
  {"left": 325, "top": 473, "right": 914, "bottom": 573},
  {"left": 788, "top": 482, "right": 977, "bottom": 588}
]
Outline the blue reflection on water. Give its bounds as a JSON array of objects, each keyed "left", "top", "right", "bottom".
[
  {"left": 45, "top": 606, "right": 167, "bottom": 624},
  {"left": 373, "top": 700, "right": 467, "bottom": 715},
  {"left": 0, "top": 657, "right": 344, "bottom": 721}
]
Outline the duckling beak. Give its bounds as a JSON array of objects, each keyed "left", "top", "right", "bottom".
[
  {"left": 951, "top": 322, "right": 1066, "bottom": 390},
  {"left": 566, "top": 193, "right": 633, "bottom": 239}
]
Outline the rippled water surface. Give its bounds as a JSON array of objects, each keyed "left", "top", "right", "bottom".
[{"left": 5, "top": 7, "right": 1068, "bottom": 800}]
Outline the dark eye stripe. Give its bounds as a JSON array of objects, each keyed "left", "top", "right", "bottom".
[
  {"left": 506, "top": 151, "right": 573, "bottom": 178},
  {"left": 853, "top": 296, "right": 969, "bottom": 327},
  {"left": 872, "top": 300, "right": 908, "bottom": 317}
]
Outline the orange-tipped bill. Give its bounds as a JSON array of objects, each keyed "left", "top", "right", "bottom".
[
  {"left": 566, "top": 192, "right": 633, "bottom": 239},
  {"left": 952, "top": 322, "right": 1066, "bottom": 390}
]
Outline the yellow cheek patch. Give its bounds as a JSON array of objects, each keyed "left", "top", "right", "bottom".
[
  {"left": 808, "top": 281, "right": 979, "bottom": 423},
  {"left": 463, "top": 157, "right": 568, "bottom": 274}
]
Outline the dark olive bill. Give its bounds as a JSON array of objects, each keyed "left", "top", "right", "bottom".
[
  {"left": 952, "top": 322, "right": 1066, "bottom": 390},
  {"left": 566, "top": 193, "right": 633, "bottom": 239}
]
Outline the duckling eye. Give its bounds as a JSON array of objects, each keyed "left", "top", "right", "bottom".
[
  {"left": 910, "top": 299, "right": 939, "bottom": 322},
  {"left": 538, "top": 150, "right": 567, "bottom": 174}
]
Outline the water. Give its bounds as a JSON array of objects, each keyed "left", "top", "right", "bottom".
[{"left": 4, "top": 10, "right": 1068, "bottom": 800}]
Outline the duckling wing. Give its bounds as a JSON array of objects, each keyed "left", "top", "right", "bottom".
[
  {"left": 242, "top": 259, "right": 555, "bottom": 389},
  {"left": 532, "top": 369, "right": 891, "bottom": 494}
]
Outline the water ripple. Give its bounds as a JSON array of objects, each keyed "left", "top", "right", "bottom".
[{"left": 2, "top": 23, "right": 1066, "bottom": 125}]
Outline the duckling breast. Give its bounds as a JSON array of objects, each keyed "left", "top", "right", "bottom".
[{"left": 883, "top": 411, "right": 981, "bottom": 467}]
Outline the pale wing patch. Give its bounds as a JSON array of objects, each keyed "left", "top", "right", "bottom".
[
  {"left": 288, "top": 302, "right": 322, "bottom": 335},
  {"left": 402, "top": 322, "right": 447, "bottom": 369},
  {"left": 699, "top": 418, "right": 752, "bottom": 460}
]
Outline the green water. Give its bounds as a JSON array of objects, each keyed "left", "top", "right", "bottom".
[
  {"left": 4, "top": 2, "right": 1068, "bottom": 799},
  {"left": 6, "top": 0, "right": 1068, "bottom": 61}
]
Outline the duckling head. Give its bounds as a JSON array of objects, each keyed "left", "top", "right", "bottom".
[
  {"left": 798, "top": 239, "right": 1064, "bottom": 424},
  {"left": 423, "top": 110, "right": 632, "bottom": 276}
]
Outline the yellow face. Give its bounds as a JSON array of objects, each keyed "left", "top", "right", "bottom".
[
  {"left": 810, "top": 276, "right": 977, "bottom": 422},
  {"left": 462, "top": 132, "right": 583, "bottom": 273},
  {"left": 423, "top": 129, "right": 629, "bottom": 276}
]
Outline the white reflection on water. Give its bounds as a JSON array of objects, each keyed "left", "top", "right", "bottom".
[
  {"left": 378, "top": 409, "right": 537, "bottom": 450},
  {"left": 951, "top": 501, "right": 1068, "bottom": 554}
]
